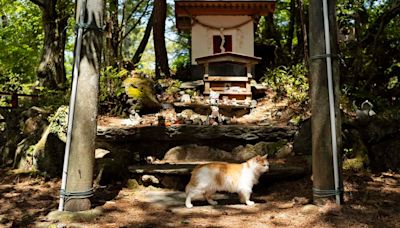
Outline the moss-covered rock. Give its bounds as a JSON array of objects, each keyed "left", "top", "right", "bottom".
[
  {"left": 27, "top": 106, "right": 68, "bottom": 176},
  {"left": 126, "top": 179, "right": 141, "bottom": 190},
  {"left": 343, "top": 156, "right": 368, "bottom": 171},
  {"left": 123, "top": 77, "right": 161, "bottom": 113},
  {"left": 47, "top": 207, "right": 103, "bottom": 223}
]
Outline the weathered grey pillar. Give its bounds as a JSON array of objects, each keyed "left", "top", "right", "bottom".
[
  {"left": 64, "top": 0, "right": 103, "bottom": 211},
  {"left": 309, "top": 0, "right": 342, "bottom": 204}
]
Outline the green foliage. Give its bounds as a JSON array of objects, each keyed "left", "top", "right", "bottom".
[
  {"left": 337, "top": 0, "right": 400, "bottom": 107},
  {"left": 98, "top": 66, "right": 130, "bottom": 115},
  {"left": 99, "top": 67, "right": 129, "bottom": 102},
  {"left": 260, "top": 63, "right": 309, "bottom": 103},
  {"left": 0, "top": 0, "right": 42, "bottom": 82},
  {"left": 159, "top": 78, "right": 181, "bottom": 95},
  {"left": 0, "top": 71, "right": 23, "bottom": 93}
]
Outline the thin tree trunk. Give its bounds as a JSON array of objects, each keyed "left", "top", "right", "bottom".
[
  {"left": 264, "top": 14, "right": 283, "bottom": 66},
  {"left": 132, "top": 7, "right": 154, "bottom": 67},
  {"left": 286, "top": 0, "right": 296, "bottom": 55},
  {"left": 153, "top": 0, "right": 170, "bottom": 78},
  {"left": 296, "top": 0, "right": 308, "bottom": 64},
  {"left": 105, "top": 0, "right": 119, "bottom": 67}
]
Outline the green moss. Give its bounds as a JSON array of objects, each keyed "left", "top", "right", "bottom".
[
  {"left": 126, "top": 179, "right": 141, "bottom": 190},
  {"left": 48, "top": 106, "right": 68, "bottom": 142},
  {"left": 343, "top": 155, "right": 369, "bottom": 171},
  {"left": 266, "top": 141, "right": 287, "bottom": 157},
  {"left": 47, "top": 207, "right": 103, "bottom": 223}
]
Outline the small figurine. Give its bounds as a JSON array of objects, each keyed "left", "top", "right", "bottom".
[{"left": 209, "top": 89, "right": 220, "bottom": 105}]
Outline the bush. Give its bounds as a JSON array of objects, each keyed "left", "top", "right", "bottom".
[{"left": 260, "top": 63, "right": 309, "bottom": 103}]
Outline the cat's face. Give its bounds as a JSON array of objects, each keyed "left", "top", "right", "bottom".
[{"left": 253, "top": 155, "right": 270, "bottom": 172}]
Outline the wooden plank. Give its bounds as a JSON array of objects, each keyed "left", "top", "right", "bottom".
[
  {"left": 204, "top": 76, "right": 249, "bottom": 82},
  {"left": 204, "top": 91, "right": 252, "bottom": 95},
  {"left": 173, "top": 102, "right": 251, "bottom": 109}
]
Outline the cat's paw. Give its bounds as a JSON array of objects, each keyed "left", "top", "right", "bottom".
[
  {"left": 246, "top": 200, "right": 255, "bottom": 206},
  {"left": 207, "top": 199, "right": 218, "bottom": 205},
  {"left": 185, "top": 203, "right": 193, "bottom": 208}
]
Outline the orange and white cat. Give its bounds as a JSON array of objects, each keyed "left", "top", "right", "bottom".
[{"left": 185, "top": 155, "right": 269, "bottom": 208}]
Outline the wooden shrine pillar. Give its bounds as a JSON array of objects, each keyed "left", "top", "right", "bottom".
[
  {"left": 63, "top": 0, "right": 104, "bottom": 211},
  {"left": 309, "top": 0, "right": 343, "bottom": 204}
]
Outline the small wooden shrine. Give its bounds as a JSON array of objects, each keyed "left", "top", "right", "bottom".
[{"left": 175, "top": 0, "right": 276, "bottom": 102}]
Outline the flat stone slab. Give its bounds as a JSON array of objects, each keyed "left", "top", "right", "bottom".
[
  {"left": 128, "top": 163, "right": 305, "bottom": 180},
  {"left": 97, "top": 125, "right": 296, "bottom": 142}
]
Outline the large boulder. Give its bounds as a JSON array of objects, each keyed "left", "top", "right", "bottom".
[
  {"left": 232, "top": 144, "right": 258, "bottom": 162},
  {"left": 370, "top": 137, "right": 400, "bottom": 172},
  {"left": 293, "top": 118, "right": 311, "bottom": 155},
  {"left": 16, "top": 106, "right": 67, "bottom": 176},
  {"left": 123, "top": 76, "right": 161, "bottom": 113},
  {"left": 163, "top": 144, "right": 233, "bottom": 162},
  {"left": 354, "top": 117, "right": 399, "bottom": 144}
]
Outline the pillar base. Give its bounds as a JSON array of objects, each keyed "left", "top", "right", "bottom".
[{"left": 64, "top": 198, "right": 91, "bottom": 212}]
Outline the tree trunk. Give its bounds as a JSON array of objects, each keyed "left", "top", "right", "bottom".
[
  {"left": 286, "top": 0, "right": 296, "bottom": 56},
  {"left": 31, "top": 0, "right": 70, "bottom": 90},
  {"left": 309, "top": 0, "right": 342, "bottom": 204},
  {"left": 296, "top": 0, "right": 309, "bottom": 64},
  {"left": 153, "top": 0, "right": 170, "bottom": 78},
  {"left": 132, "top": 7, "right": 154, "bottom": 67},
  {"left": 263, "top": 14, "right": 283, "bottom": 66},
  {"left": 105, "top": 0, "right": 119, "bottom": 67},
  {"left": 63, "top": 0, "right": 103, "bottom": 212}
]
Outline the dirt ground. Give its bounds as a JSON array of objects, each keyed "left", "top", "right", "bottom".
[
  {"left": 1, "top": 167, "right": 400, "bottom": 227},
  {"left": 1, "top": 98, "right": 399, "bottom": 227}
]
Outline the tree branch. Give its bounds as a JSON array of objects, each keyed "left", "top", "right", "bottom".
[
  {"left": 121, "top": 2, "right": 150, "bottom": 42},
  {"left": 132, "top": 8, "right": 154, "bottom": 66},
  {"left": 361, "top": 1, "right": 400, "bottom": 48},
  {"left": 122, "top": 0, "right": 145, "bottom": 30}
]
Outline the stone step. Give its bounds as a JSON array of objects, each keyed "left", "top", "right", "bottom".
[{"left": 128, "top": 163, "right": 306, "bottom": 180}]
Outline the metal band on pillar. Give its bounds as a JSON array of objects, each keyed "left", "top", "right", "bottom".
[
  {"left": 61, "top": 188, "right": 94, "bottom": 199},
  {"left": 313, "top": 187, "right": 342, "bottom": 199}
]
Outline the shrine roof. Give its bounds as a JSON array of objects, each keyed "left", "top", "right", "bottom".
[
  {"left": 175, "top": 0, "right": 276, "bottom": 30},
  {"left": 175, "top": 0, "right": 276, "bottom": 16}
]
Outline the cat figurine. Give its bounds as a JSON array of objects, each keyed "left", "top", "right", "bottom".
[{"left": 185, "top": 155, "right": 269, "bottom": 208}]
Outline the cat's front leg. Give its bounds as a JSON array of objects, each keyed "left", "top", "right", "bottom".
[
  {"left": 204, "top": 191, "right": 218, "bottom": 205},
  {"left": 238, "top": 191, "right": 254, "bottom": 206}
]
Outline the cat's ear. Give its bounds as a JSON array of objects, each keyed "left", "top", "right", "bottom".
[{"left": 262, "top": 154, "right": 268, "bottom": 159}]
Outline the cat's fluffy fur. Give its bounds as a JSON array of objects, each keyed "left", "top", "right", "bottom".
[{"left": 185, "top": 155, "right": 269, "bottom": 208}]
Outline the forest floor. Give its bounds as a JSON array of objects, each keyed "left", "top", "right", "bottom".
[
  {"left": 1, "top": 97, "right": 400, "bottom": 227},
  {"left": 0, "top": 168, "right": 400, "bottom": 227}
]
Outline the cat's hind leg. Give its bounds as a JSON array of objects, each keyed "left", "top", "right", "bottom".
[
  {"left": 238, "top": 191, "right": 254, "bottom": 206},
  {"left": 204, "top": 191, "right": 218, "bottom": 205},
  {"left": 185, "top": 191, "right": 194, "bottom": 208},
  {"left": 185, "top": 186, "right": 204, "bottom": 208}
]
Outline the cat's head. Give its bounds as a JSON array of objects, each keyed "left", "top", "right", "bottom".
[{"left": 250, "top": 154, "right": 270, "bottom": 173}]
